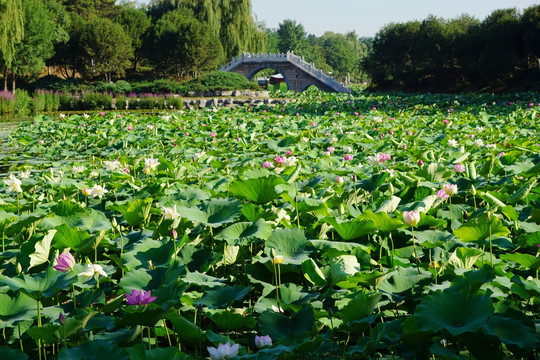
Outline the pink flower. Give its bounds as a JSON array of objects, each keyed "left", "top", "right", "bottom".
[
  {"left": 437, "top": 189, "right": 450, "bottom": 200},
  {"left": 418, "top": 160, "right": 424, "bottom": 166},
  {"left": 454, "top": 164, "right": 466, "bottom": 173},
  {"left": 498, "top": 152, "right": 505, "bottom": 157},
  {"left": 327, "top": 146, "right": 335, "bottom": 153},
  {"left": 336, "top": 176, "right": 344, "bottom": 184},
  {"left": 407, "top": 131, "right": 413, "bottom": 136},
  {"left": 286, "top": 150, "right": 292, "bottom": 155},
  {"left": 53, "top": 252, "right": 75, "bottom": 273},
  {"left": 125, "top": 289, "right": 157, "bottom": 305},
  {"left": 344, "top": 154, "right": 353, "bottom": 161},
  {"left": 261, "top": 161, "right": 274, "bottom": 168},
  {"left": 99, "top": 112, "right": 105, "bottom": 116},
  {"left": 310, "top": 122, "right": 316, "bottom": 127},
  {"left": 274, "top": 156, "right": 285, "bottom": 165},
  {"left": 403, "top": 210, "right": 420, "bottom": 227},
  {"left": 443, "top": 119, "right": 449, "bottom": 124},
  {"left": 255, "top": 335, "right": 272, "bottom": 348},
  {"left": 210, "top": 132, "right": 217, "bottom": 138},
  {"left": 126, "top": 125, "right": 133, "bottom": 130},
  {"left": 443, "top": 184, "right": 458, "bottom": 195}
]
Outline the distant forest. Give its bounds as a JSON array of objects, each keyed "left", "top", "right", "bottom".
[{"left": 0, "top": 0, "right": 538, "bottom": 92}]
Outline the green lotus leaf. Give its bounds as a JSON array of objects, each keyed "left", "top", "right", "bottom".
[
  {"left": 447, "top": 247, "right": 484, "bottom": 269},
  {"left": 183, "top": 271, "right": 226, "bottom": 288},
  {"left": 377, "top": 267, "right": 432, "bottom": 294},
  {"left": 125, "top": 344, "right": 189, "bottom": 360},
  {"left": 453, "top": 215, "right": 510, "bottom": 243},
  {"left": 29, "top": 229, "right": 55, "bottom": 270},
  {"left": 414, "top": 230, "right": 453, "bottom": 248},
  {"left": 167, "top": 314, "right": 206, "bottom": 344},
  {"left": 195, "top": 285, "right": 250, "bottom": 309},
  {"left": 207, "top": 309, "right": 256, "bottom": 330},
  {"left": 339, "top": 290, "right": 382, "bottom": 322},
  {"left": 258, "top": 306, "right": 315, "bottom": 344},
  {"left": 360, "top": 210, "right": 403, "bottom": 232},
  {"left": 265, "top": 228, "right": 309, "bottom": 265},
  {"left": 109, "top": 198, "right": 153, "bottom": 227},
  {"left": 229, "top": 175, "right": 285, "bottom": 204},
  {"left": 414, "top": 289, "right": 493, "bottom": 336},
  {"left": 177, "top": 198, "right": 241, "bottom": 227},
  {"left": 214, "top": 219, "right": 272, "bottom": 245},
  {"left": 500, "top": 252, "right": 540, "bottom": 271},
  {"left": 0, "top": 347, "right": 28, "bottom": 360},
  {"left": 483, "top": 309, "right": 540, "bottom": 348},
  {"left": 302, "top": 258, "right": 327, "bottom": 287},
  {"left": 0, "top": 293, "right": 35, "bottom": 326},
  {"left": 0, "top": 267, "right": 75, "bottom": 300},
  {"left": 323, "top": 216, "right": 377, "bottom": 240},
  {"left": 57, "top": 340, "right": 127, "bottom": 360},
  {"left": 330, "top": 255, "right": 361, "bottom": 284}
]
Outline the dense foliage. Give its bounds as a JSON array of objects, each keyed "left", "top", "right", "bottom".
[
  {"left": 364, "top": 8, "right": 540, "bottom": 90},
  {"left": 0, "top": 89, "right": 539, "bottom": 359}
]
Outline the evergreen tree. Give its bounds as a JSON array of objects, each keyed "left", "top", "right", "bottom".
[
  {"left": 81, "top": 16, "right": 133, "bottom": 81},
  {"left": 115, "top": 5, "right": 151, "bottom": 71}
]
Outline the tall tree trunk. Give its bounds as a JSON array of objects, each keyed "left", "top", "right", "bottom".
[
  {"left": 11, "top": 72, "right": 15, "bottom": 94},
  {"left": 3, "top": 69, "right": 7, "bottom": 91}
]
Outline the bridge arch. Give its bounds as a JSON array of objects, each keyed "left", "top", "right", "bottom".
[
  {"left": 245, "top": 65, "right": 291, "bottom": 91},
  {"left": 220, "top": 52, "right": 350, "bottom": 93}
]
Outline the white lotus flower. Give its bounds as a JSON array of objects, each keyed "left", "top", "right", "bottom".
[
  {"left": 79, "top": 263, "right": 107, "bottom": 281},
  {"left": 447, "top": 139, "right": 458, "bottom": 147},
  {"left": 207, "top": 342, "right": 239, "bottom": 360},
  {"left": 104, "top": 159, "right": 121, "bottom": 171},
  {"left": 72, "top": 166, "right": 85, "bottom": 174},
  {"left": 162, "top": 205, "right": 180, "bottom": 220},
  {"left": 143, "top": 156, "right": 159, "bottom": 174},
  {"left": 4, "top": 174, "right": 22, "bottom": 193},
  {"left": 90, "top": 184, "right": 108, "bottom": 199},
  {"left": 19, "top": 170, "right": 31, "bottom": 179}
]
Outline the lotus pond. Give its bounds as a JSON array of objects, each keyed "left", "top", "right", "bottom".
[{"left": 0, "top": 90, "right": 539, "bottom": 359}]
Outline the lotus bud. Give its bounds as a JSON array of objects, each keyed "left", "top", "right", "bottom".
[
  {"left": 16, "top": 262, "right": 22, "bottom": 274},
  {"left": 59, "top": 313, "right": 66, "bottom": 325},
  {"left": 471, "top": 184, "right": 477, "bottom": 196},
  {"left": 339, "top": 203, "right": 346, "bottom": 215},
  {"left": 171, "top": 229, "right": 178, "bottom": 240}
]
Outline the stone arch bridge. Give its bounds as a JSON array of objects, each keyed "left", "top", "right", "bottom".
[{"left": 220, "top": 52, "right": 350, "bottom": 93}]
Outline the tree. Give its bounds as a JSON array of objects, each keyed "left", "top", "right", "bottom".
[
  {"left": 50, "top": 12, "right": 86, "bottom": 79},
  {"left": 0, "top": 0, "right": 24, "bottom": 90},
  {"left": 522, "top": 5, "right": 540, "bottom": 71},
  {"left": 151, "top": 9, "right": 222, "bottom": 77},
  {"left": 321, "top": 32, "right": 356, "bottom": 79},
  {"left": 115, "top": 5, "right": 151, "bottom": 71},
  {"left": 81, "top": 16, "right": 133, "bottom": 81},
  {"left": 60, "top": 0, "right": 117, "bottom": 18},
  {"left": 9, "top": 0, "right": 58, "bottom": 92},
  {"left": 277, "top": 19, "right": 308, "bottom": 55}
]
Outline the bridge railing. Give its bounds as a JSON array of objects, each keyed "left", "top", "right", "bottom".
[
  {"left": 220, "top": 52, "right": 350, "bottom": 93},
  {"left": 286, "top": 52, "right": 350, "bottom": 93}
]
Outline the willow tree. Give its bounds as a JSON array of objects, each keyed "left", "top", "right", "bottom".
[
  {"left": 0, "top": 0, "right": 24, "bottom": 90},
  {"left": 180, "top": 0, "right": 265, "bottom": 61}
]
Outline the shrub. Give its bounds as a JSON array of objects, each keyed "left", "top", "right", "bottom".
[
  {"left": 77, "top": 92, "right": 113, "bottom": 110},
  {"left": 59, "top": 93, "right": 73, "bottom": 111},
  {"left": 115, "top": 95, "right": 127, "bottom": 110},
  {"left": 166, "top": 95, "right": 183, "bottom": 109},
  {"left": 15, "top": 90, "right": 31, "bottom": 115}
]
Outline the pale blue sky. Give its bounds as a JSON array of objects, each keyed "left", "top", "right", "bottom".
[{"left": 134, "top": 0, "right": 539, "bottom": 37}]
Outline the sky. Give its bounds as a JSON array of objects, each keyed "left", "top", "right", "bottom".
[{"left": 134, "top": 0, "right": 539, "bottom": 37}]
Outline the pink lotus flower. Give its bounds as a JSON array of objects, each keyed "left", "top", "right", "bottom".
[
  {"left": 407, "top": 131, "right": 413, "bottom": 135},
  {"left": 327, "top": 146, "right": 335, "bottom": 153},
  {"left": 255, "top": 335, "right": 272, "bottom": 348},
  {"left": 286, "top": 150, "right": 292, "bottom": 155},
  {"left": 99, "top": 111, "right": 105, "bottom": 116},
  {"left": 344, "top": 154, "right": 353, "bottom": 161},
  {"left": 443, "top": 119, "right": 449, "bottom": 124},
  {"left": 261, "top": 161, "right": 273, "bottom": 168},
  {"left": 53, "top": 252, "right": 75, "bottom": 273},
  {"left": 418, "top": 160, "right": 424, "bottom": 166},
  {"left": 403, "top": 210, "right": 420, "bottom": 227},
  {"left": 454, "top": 164, "right": 466, "bottom": 173},
  {"left": 126, "top": 125, "right": 133, "bottom": 130},
  {"left": 125, "top": 289, "right": 157, "bottom": 305},
  {"left": 437, "top": 189, "right": 450, "bottom": 200},
  {"left": 208, "top": 342, "right": 239, "bottom": 360},
  {"left": 498, "top": 152, "right": 505, "bottom": 157},
  {"left": 274, "top": 156, "right": 285, "bottom": 165},
  {"left": 310, "top": 122, "right": 316, "bottom": 127},
  {"left": 443, "top": 184, "right": 458, "bottom": 195},
  {"left": 210, "top": 132, "right": 217, "bottom": 138},
  {"left": 336, "top": 176, "right": 344, "bottom": 184}
]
